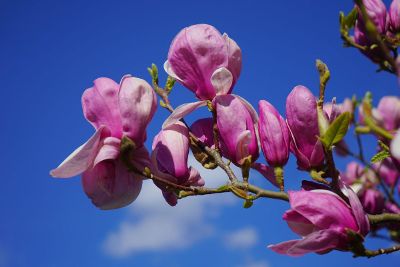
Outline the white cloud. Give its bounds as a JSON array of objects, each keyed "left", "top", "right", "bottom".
[
  {"left": 224, "top": 227, "right": 259, "bottom": 249},
  {"left": 102, "top": 155, "right": 239, "bottom": 258}
]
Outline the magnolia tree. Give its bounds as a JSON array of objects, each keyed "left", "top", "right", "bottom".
[{"left": 50, "top": 0, "right": 400, "bottom": 258}]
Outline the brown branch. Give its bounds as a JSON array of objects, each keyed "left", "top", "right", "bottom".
[
  {"left": 368, "top": 213, "right": 400, "bottom": 225},
  {"left": 357, "top": 245, "right": 400, "bottom": 258}
]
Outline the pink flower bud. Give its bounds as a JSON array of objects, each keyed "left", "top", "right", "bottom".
[
  {"left": 152, "top": 122, "right": 190, "bottom": 180},
  {"left": 359, "top": 188, "right": 385, "bottom": 214},
  {"left": 354, "top": 0, "right": 388, "bottom": 62},
  {"left": 258, "top": 100, "right": 290, "bottom": 166},
  {"left": 390, "top": 0, "right": 400, "bottom": 32},
  {"left": 376, "top": 96, "right": 400, "bottom": 132},
  {"left": 152, "top": 122, "right": 204, "bottom": 206},
  {"left": 341, "top": 161, "right": 364, "bottom": 185},
  {"left": 213, "top": 95, "right": 259, "bottom": 165},
  {"left": 286, "top": 86, "right": 324, "bottom": 170},
  {"left": 374, "top": 158, "right": 400, "bottom": 187},
  {"left": 269, "top": 189, "right": 369, "bottom": 256},
  {"left": 119, "top": 75, "right": 157, "bottom": 146},
  {"left": 165, "top": 24, "right": 242, "bottom": 100},
  {"left": 358, "top": 0, "right": 388, "bottom": 34}
]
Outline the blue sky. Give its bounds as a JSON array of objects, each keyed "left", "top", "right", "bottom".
[{"left": 1, "top": 0, "right": 399, "bottom": 266}]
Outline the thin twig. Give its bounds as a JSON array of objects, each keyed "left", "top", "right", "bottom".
[{"left": 358, "top": 245, "right": 400, "bottom": 258}]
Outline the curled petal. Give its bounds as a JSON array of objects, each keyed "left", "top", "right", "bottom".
[
  {"left": 50, "top": 126, "right": 109, "bottom": 178},
  {"left": 163, "top": 60, "right": 183, "bottom": 82},
  {"left": 162, "top": 101, "right": 207, "bottom": 129},
  {"left": 211, "top": 67, "right": 233, "bottom": 95},
  {"left": 93, "top": 137, "right": 120, "bottom": 166},
  {"left": 268, "top": 229, "right": 342, "bottom": 256},
  {"left": 343, "top": 185, "right": 370, "bottom": 236}
]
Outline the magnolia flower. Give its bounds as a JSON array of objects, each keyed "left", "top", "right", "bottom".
[
  {"left": 190, "top": 118, "right": 215, "bottom": 148},
  {"left": 375, "top": 96, "right": 400, "bottom": 132},
  {"left": 50, "top": 76, "right": 157, "bottom": 209},
  {"left": 214, "top": 95, "right": 259, "bottom": 165},
  {"left": 354, "top": 0, "right": 387, "bottom": 62},
  {"left": 269, "top": 189, "right": 369, "bottom": 256},
  {"left": 164, "top": 24, "right": 242, "bottom": 100},
  {"left": 359, "top": 188, "right": 385, "bottom": 214},
  {"left": 390, "top": 0, "right": 400, "bottom": 33},
  {"left": 258, "top": 100, "right": 290, "bottom": 167},
  {"left": 357, "top": 0, "right": 387, "bottom": 34},
  {"left": 374, "top": 158, "right": 400, "bottom": 187},
  {"left": 286, "top": 85, "right": 324, "bottom": 170},
  {"left": 152, "top": 122, "right": 204, "bottom": 206},
  {"left": 341, "top": 161, "right": 364, "bottom": 185}
]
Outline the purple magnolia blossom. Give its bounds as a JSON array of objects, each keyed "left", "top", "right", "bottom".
[
  {"left": 341, "top": 161, "right": 364, "bottom": 185},
  {"left": 286, "top": 85, "right": 324, "bottom": 170},
  {"left": 165, "top": 24, "right": 242, "bottom": 100},
  {"left": 258, "top": 100, "right": 290, "bottom": 167},
  {"left": 190, "top": 118, "right": 215, "bottom": 148},
  {"left": 354, "top": 0, "right": 387, "bottom": 62},
  {"left": 374, "top": 158, "right": 400, "bottom": 187},
  {"left": 375, "top": 96, "right": 400, "bottom": 132},
  {"left": 269, "top": 189, "right": 369, "bottom": 256},
  {"left": 214, "top": 95, "right": 259, "bottom": 165},
  {"left": 357, "top": 0, "right": 387, "bottom": 34},
  {"left": 359, "top": 188, "right": 385, "bottom": 214},
  {"left": 50, "top": 76, "right": 156, "bottom": 210},
  {"left": 152, "top": 122, "right": 204, "bottom": 206},
  {"left": 390, "top": 0, "right": 400, "bottom": 33}
]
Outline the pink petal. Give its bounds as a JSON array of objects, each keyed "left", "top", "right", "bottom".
[
  {"left": 211, "top": 67, "right": 233, "bottom": 95},
  {"left": 187, "top": 166, "right": 205, "bottom": 186},
  {"left": 283, "top": 209, "right": 315, "bottom": 237},
  {"left": 82, "top": 159, "right": 143, "bottom": 210},
  {"left": 289, "top": 190, "right": 358, "bottom": 231},
  {"left": 153, "top": 122, "right": 190, "bottom": 180},
  {"left": 222, "top": 33, "right": 242, "bottom": 87},
  {"left": 119, "top": 75, "right": 157, "bottom": 146},
  {"left": 268, "top": 229, "right": 341, "bottom": 256},
  {"left": 50, "top": 126, "right": 109, "bottom": 178},
  {"left": 82, "top": 78, "right": 122, "bottom": 137},
  {"left": 251, "top": 162, "right": 279, "bottom": 188},
  {"left": 162, "top": 101, "right": 207, "bottom": 129},
  {"left": 163, "top": 60, "right": 183, "bottom": 82},
  {"left": 93, "top": 137, "right": 120, "bottom": 166},
  {"left": 344, "top": 185, "right": 370, "bottom": 236},
  {"left": 235, "top": 130, "right": 252, "bottom": 165}
]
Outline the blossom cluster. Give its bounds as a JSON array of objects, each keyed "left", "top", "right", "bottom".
[{"left": 51, "top": 3, "right": 400, "bottom": 257}]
